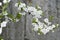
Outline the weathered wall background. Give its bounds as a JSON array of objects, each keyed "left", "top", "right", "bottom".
[{"left": 1, "top": 0, "right": 60, "bottom": 40}]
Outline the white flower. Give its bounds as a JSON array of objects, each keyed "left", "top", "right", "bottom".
[
  {"left": 33, "top": 24, "right": 39, "bottom": 31},
  {"left": 34, "top": 13, "right": 41, "bottom": 18},
  {"left": 0, "top": 28, "right": 2, "bottom": 34},
  {"left": 19, "top": 12, "right": 26, "bottom": 15},
  {"left": 3, "top": 12, "right": 8, "bottom": 15},
  {"left": 21, "top": 12, "right": 26, "bottom": 15},
  {"left": 15, "top": 3, "right": 18, "bottom": 7},
  {"left": 41, "top": 28, "right": 49, "bottom": 34},
  {"left": 37, "top": 10, "right": 43, "bottom": 15},
  {"left": 20, "top": 3, "right": 26, "bottom": 7},
  {"left": 31, "top": 11, "right": 42, "bottom": 18},
  {"left": 3, "top": 0, "right": 7, "bottom": 4},
  {"left": 0, "top": 2, "right": 2, "bottom": 6},
  {"left": 1, "top": 21, "right": 8, "bottom": 27},
  {"left": 32, "top": 23, "right": 36, "bottom": 26},
  {"left": 35, "top": 18, "right": 39, "bottom": 22},
  {"left": 17, "top": 3, "right": 26, "bottom": 11},
  {"left": 56, "top": 24, "right": 59, "bottom": 27},
  {"left": 44, "top": 18, "right": 49, "bottom": 23},
  {"left": 38, "top": 21, "right": 44, "bottom": 29},
  {"left": 47, "top": 25, "right": 55, "bottom": 31},
  {"left": 16, "top": 19, "right": 19, "bottom": 22},
  {"left": 31, "top": 11, "right": 36, "bottom": 15},
  {"left": 23, "top": 8, "right": 28, "bottom": 12},
  {"left": 3, "top": 0, "right": 11, "bottom": 4},
  {"left": 7, "top": 0, "right": 11, "bottom": 3},
  {"left": 27, "top": 6, "right": 37, "bottom": 12},
  {"left": 18, "top": 7, "right": 21, "bottom": 10},
  {"left": 51, "top": 24, "right": 56, "bottom": 28},
  {"left": 47, "top": 26, "right": 53, "bottom": 30},
  {"left": 19, "top": 3, "right": 26, "bottom": 8},
  {"left": 44, "top": 24, "right": 48, "bottom": 28},
  {"left": 48, "top": 22, "right": 51, "bottom": 25},
  {"left": 38, "top": 33, "right": 40, "bottom": 35}
]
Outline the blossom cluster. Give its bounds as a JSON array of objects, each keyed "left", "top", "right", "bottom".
[
  {"left": 15, "top": 2, "right": 59, "bottom": 35},
  {"left": 0, "top": 0, "right": 11, "bottom": 34},
  {"left": 0, "top": 1, "right": 59, "bottom": 35}
]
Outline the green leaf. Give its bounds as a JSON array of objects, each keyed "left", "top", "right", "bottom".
[
  {"left": 49, "top": 16, "right": 54, "bottom": 21},
  {"left": 32, "top": 18, "right": 37, "bottom": 23},
  {"left": 7, "top": 14, "right": 14, "bottom": 19},
  {"left": 43, "top": 21, "right": 47, "bottom": 25},
  {"left": 21, "top": 8, "right": 24, "bottom": 11},
  {"left": 16, "top": 13, "right": 22, "bottom": 19},
  {"left": 0, "top": 14, "right": 4, "bottom": 19},
  {"left": 18, "top": 2, "right": 21, "bottom": 7},
  {"left": 0, "top": 35, "right": 3, "bottom": 40},
  {"left": 37, "top": 28, "right": 43, "bottom": 35},
  {"left": 35, "top": 5, "right": 41, "bottom": 10},
  {"left": 2, "top": 10, "right": 8, "bottom": 15},
  {"left": 2, "top": 3, "right": 8, "bottom": 11},
  {"left": 7, "top": 14, "right": 16, "bottom": 22}
]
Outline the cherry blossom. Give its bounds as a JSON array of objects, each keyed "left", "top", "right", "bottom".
[
  {"left": 0, "top": 28, "right": 2, "bottom": 34},
  {"left": 0, "top": 2, "right": 2, "bottom": 6},
  {"left": 3, "top": 0, "right": 11, "bottom": 4},
  {"left": 1, "top": 21, "right": 8, "bottom": 27}
]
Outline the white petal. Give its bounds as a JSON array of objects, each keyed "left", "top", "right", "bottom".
[
  {"left": 27, "top": 6, "right": 37, "bottom": 12},
  {"left": 34, "top": 14, "right": 41, "bottom": 18},
  {"left": 48, "top": 22, "right": 51, "bottom": 25},
  {"left": 1, "top": 21, "right": 8, "bottom": 27},
  {"left": 41, "top": 28, "right": 49, "bottom": 34},
  {"left": 3, "top": 0, "right": 7, "bottom": 3},
  {"left": 38, "top": 21, "right": 44, "bottom": 29},
  {"left": 23, "top": 8, "right": 28, "bottom": 12},
  {"left": 37, "top": 10, "right": 42, "bottom": 15},
  {"left": 44, "top": 18, "right": 49, "bottom": 23},
  {"left": 8, "top": 0, "right": 11, "bottom": 3},
  {"left": 47, "top": 26, "right": 53, "bottom": 30},
  {"left": 3, "top": 0, "right": 10, "bottom": 4},
  {"left": 0, "top": 28, "right": 2, "bottom": 34},
  {"left": 38, "top": 33, "right": 40, "bottom": 35},
  {"left": 52, "top": 24, "right": 56, "bottom": 28},
  {"left": 0, "top": 2, "right": 2, "bottom": 6},
  {"left": 21, "top": 12, "right": 26, "bottom": 15},
  {"left": 33, "top": 24, "right": 39, "bottom": 31},
  {"left": 15, "top": 3, "right": 18, "bottom": 7}
]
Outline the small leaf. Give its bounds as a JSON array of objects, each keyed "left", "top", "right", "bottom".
[
  {"left": 0, "top": 14, "right": 4, "bottom": 19},
  {"left": 35, "top": 5, "right": 41, "bottom": 10},
  {"left": 43, "top": 21, "right": 47, "bottom": 25},
  {"left": 7, "top": 14, "right": 14, "bottom": 19},
  {"left": 37, "top": 28, "right": 43, "bottom": 35},
  {"left": 32, "top": 18, "right": 37, "bottom": 23},
  {"left": 3, "top": 10, "right": 8, "bottom": 15},
  {"left": 7, "top": 14, "right": 15, "bottom": 22},
  {"left": 21, "top": 8, "right": 24, "bottom": 11},
  {"left": 0, "top": 35, "right": 3, "bottom": 40},
  {"left": 16, "top": 13, "right": 22, "bottom": 19},
  {"left": 49, "top": 16, "right": 54, "bottom": 21},
  {"left": 41, "top": 13, "right": 44, "bottom": 16},
  {"left": 18, "top": 2, "right": 21, "bottom": 7}
]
